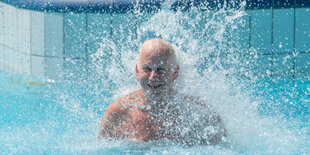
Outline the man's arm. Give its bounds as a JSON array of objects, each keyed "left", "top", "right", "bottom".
[
  {"left": 196, "top": 97, "right": 227, "bottom": 145},
  {"left": 201, "top": 113, "right": 227, "bottom": 145},
  {"left": 181, "top": 96, "right": 227, "bottom": 145},
  {"left": 98, "top": 100, "right": 127, "bottom": 140}
]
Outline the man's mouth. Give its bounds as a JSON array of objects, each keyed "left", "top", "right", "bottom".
[{"left": 147, "top": 84, "right": 163, "bottom": 89}]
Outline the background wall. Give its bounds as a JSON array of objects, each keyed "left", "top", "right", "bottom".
[{"left": 0, "top": 0, "right": 309, "bottom": 81}]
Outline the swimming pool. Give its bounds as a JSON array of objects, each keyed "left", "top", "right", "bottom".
[
  {"left": 0, "top": 0, "right": 309, "bottom": 154},
  {"left": 0, "top": 69, "right": 309, "bottom": 154}
]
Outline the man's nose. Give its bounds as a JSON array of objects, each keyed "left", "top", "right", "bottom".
[{"left": 149, "top": 70, "right": 158, "bottom": 80}]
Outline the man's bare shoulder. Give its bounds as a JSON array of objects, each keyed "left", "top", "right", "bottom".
[
  {"left": 98, "top": 89, "right": 144, "bottom": 139},
  {"left": 181, "top": 94, "right": 210, "bottom": 108},
  {"left": 112, "top": 89, "right": 144, "bottom": 107},
  {"left": 109, "top": 89, "right": 143, "bottom": 107},
  {"left": 180, "top": 93, "right": 223, "bottom": 125}
]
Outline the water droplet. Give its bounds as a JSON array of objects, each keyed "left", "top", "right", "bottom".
[{"left": 279, "top": 42, "right": 283, "bottom": 48}]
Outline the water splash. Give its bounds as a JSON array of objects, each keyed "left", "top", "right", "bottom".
[{"left": 2, "top": 0, "right": 308, "bottom": 154}]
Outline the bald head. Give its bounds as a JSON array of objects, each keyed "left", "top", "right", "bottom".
[
  {"left": 139, "top": 38, "right": 176, "bottom": 66},
  {"left": 136, "top": 38, "right": 179, "bottom": 98}
]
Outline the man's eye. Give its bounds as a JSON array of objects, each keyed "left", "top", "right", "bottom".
[
  {"left": 157, "top": 68, "right": 166, "bottom": 73},
  {"left": 143, "top": 67, "right": 151, "bottom": 72}
]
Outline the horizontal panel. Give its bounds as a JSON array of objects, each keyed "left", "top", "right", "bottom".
[
  {"left": 273, "top": 0, "right": 294, "bottom": 8},
  {"left": 296, "top": 0, "right": 310, "bottom": 8},
  {"left": 251, "top": 0, "right": 272, "bottom": 9},
  {"left": 2, "top": 0, "right": 310, "bottom": 13},
  {"left": 0, "top": 0, "right": 162, "bottom": 13}
]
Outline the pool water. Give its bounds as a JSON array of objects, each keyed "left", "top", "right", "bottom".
[
  {"left": 0, "top": 69, "right": 309, "bottom": 154},
  {"left": 1, "top": 0, "right": 310, "bottom": 154}
]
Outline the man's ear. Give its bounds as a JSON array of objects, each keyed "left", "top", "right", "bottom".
[
  {"left": 173, "top": 65, "right": 179, "bottom": 80},
  {"left": 136, "top": 64, "right": 139, "bottom": 81}
]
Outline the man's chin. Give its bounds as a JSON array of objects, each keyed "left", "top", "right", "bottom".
[{"left": 145, "top": 90, "right": 163, "bottom": 98}]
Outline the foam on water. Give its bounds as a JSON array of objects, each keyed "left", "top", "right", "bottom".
[{"left": 0, "top": 0, "right": 309, "bottom": 154}]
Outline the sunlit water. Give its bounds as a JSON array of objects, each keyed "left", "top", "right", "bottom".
[{"left": 1, "top": 1, "right": 309, "bottom": 154}]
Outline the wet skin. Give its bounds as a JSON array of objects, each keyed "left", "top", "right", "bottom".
[
  {"left": 98, "top": 39, "right": 226, "bottom": 145},
  {"left": 136, "top": 38, "right": 179, "bottom": 102}
]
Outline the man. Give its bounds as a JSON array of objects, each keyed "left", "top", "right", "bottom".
[{"left": 98, "top": 38, "right": 226, "bottom": 145}]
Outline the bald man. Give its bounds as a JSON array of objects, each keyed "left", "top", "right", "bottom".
[{"left": 98, "top": 38, "right": 226, "bottom": 145}]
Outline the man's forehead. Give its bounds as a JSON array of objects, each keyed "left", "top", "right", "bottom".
[
  {"left": 141, "top": 51, "right": 170, "bottom": 59},
  {"left": 139, "top": 38, "right": 176, "bottom": 66},
  {"left": 142, "top": 63, "right": 166, "bottom": 68}
]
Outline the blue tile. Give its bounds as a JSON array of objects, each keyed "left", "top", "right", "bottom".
[
  {"left": 0, "top": 2, "right": 4, "bottom": 61},
  {"left": 296, "top": 8, "right": 310, "bottom": 52},
  {"left": 3, "top": 3, "right": 18, "bottom": 50},
  {"left": 273, "top": 9, "right": 294, "bottom": 54},
  {"left": 45, "top": 57, "right": 63, "bottom": 80},
  {"left": 136, "top": 13, "right": 154, "bottom": 42},
  {"left": 295, "top": 53, "right": 310, "bottom": 80},
  {"left": 15, "top": 52, "right": 31, "bottom": 75},
  {"left": 31, "top": 55, "right": 45, "bottom": 77},
  {"left": 251, "top": 55, "right": 272, "bottom": 79},
  {"left": 64, "top": 58, "right": 88, "bottom": 80},
  {"left": 87, "top": 13, "right": 111, "bottom": 55},
  {"left": 272, "top": 54, "right": 294, "bottom": 80},
  {"left": 45, "top": 12, "right": 64, "bottom": 57},
  {"left": 30, "top": 11, "right": 45, "bottom": 56},
  {"left": 251, "top": 9, "right": 272, "bottom": 54},
  {"left": 200, "top": 12, "right": 228, "bottom": 56},
  {"left": 111, "top": 13, "right": 137, "bottom": 53},
  {"left": 228, "top": 10, "right": 250, "bottom": 54},
  {"left": 17, "top": 9, "right": 31, "bottom": 55},
  {"left": 64, "top": 13, "right": 87, "bottom": 58}
]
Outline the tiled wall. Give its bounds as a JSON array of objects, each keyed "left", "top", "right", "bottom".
[
  {"left": 0, "top": 1, "right": 309, "bottom": 81},
  {"left": 249, "top": 8, "right": 310, "bottom": 81}
]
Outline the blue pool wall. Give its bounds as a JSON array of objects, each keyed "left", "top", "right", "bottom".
[{"left": 0, "top": 0, "right": 309, "bottom": 81}]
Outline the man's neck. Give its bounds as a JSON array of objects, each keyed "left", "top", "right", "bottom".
[{"left": 142, "top": 90, "right": 177, "bottom": 114}]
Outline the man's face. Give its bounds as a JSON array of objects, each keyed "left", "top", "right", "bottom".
[{"left": 136, "top": 49, "right": 178, "bottom": 99}]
